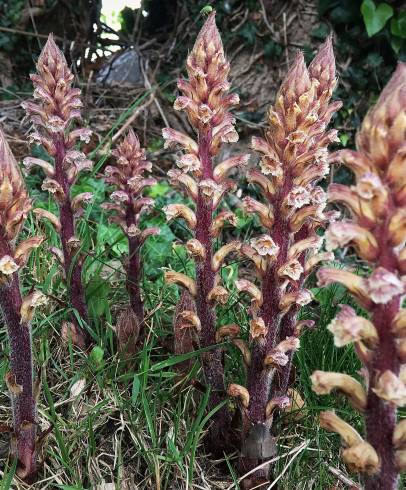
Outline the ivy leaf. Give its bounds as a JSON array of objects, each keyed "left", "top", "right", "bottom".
[
  {"left": 361, "top": 0, "right": 394, "bottom": 37},
  {"left": 391, "top": 12, "right": 406, "bottom": 39}
]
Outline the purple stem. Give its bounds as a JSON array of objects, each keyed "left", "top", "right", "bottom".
[
  {"left": 365, "top": 299, "right": 400, "bottom": 490},
  {"left": 365, "top": 214, "right": 400, "bottom": 489},
  {"left": 239, "top": 196, "right": 292, "bottom": 484},
  {"left": 195, "top": 129, "right": 230, "bottom": 445},
  {"left": 125, "top": 204, "right": 144, "bottom": 333},
  {"left": 54, "top": 137, "right": 89, "bottom": 346},
  {"left": 0, "top": 239, "right": 36, "bottom": 481}
]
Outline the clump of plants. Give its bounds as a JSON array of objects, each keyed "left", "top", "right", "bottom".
[{"left": 1, "top": 10, "right": 406, "bottom": 490}]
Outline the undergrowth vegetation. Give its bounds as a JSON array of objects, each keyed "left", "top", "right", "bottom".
[{"left": 0, "top": 5, "right": 406, "bottom": 490}]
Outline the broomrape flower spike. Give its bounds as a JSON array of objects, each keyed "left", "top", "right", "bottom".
[
  {"left": 163, "top": 11, "right": 245, "bottom": 447},
  {"left": 103, "top": 129, "right": 158, "bottom": 346},
  {"left": 313, "top": 63, "right": 406, "bottom": 490},
  {"left": 23, "top": 34, "right": 93, "bottom": 348},
  {"left": 231, "top": 37, "right": 342, "bottom": 487},
  {"left": 0, "top": 128, "right": 46, "bottom": 482}
]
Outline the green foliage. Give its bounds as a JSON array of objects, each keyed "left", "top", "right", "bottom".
[
  {"left": 315, "top": 0, "right": 404, "bottom": 183},
  {"left": 361, "top": 0, "right": 393, "bottom": 37}
]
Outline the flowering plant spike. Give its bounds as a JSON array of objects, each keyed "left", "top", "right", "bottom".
[
  {"left": 163, "top": 11, "right": 247, "bottom": 443},
  {"left": 312, "top": 63, "right": 406, "bottom": 490},
  {"left": 103, "top": 129, "right": 158, "bottom": 347},
  {"left": 0, "top": 128, "right": 46, "bottom": 481},
  {"left": 228, "top": 39, "right": 341, "bottom": 487},
  {"left": 22, "top": 34, "right": 93, "bottom": 348}
]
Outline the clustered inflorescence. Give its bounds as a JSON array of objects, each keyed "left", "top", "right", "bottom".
[
  {"left": 22, "top": 35, "right": 93, "bottom": 348},
  {"left": 0, "top": 129, "right": 46, "bottom": 481},
  {"left": 102, "top": 129, "right": 158, "bottom": 353},
  {"left": 312, "top": 64, "right": 406, "bottom": 490},
  {"left": 1, "top": 11, "right": 406, "bottom": 490},
  {"left": 162, "top": 12, "right": 248, "bottom": 443},
  {"left": 223, "top": 37, "right": 342, "bottom": 486}
]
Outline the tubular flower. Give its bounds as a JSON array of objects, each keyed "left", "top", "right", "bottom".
[
  {"left": 23, "top": 35, "right": 92, "bottom": 347},
  {"left": 103, "top": 129, "right": 158, "bottom": 343},
  {"left": 0, "top": 129, "right": 46, "bottom": 482},
  {"left": 230, "top": 38, "right": 341, "bottom": 486},
  {"left": 163, "top": 12, "right": 245, "bottom": 447},
  {"left": 313, "top": 63, "right": 406, "bottom": 490}
]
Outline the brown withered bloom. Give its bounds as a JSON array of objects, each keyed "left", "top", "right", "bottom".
[
  {"left": 163, "top": 11, "right": 248, "bottom": 446},
  {"left": 312, "top": 63, "right": 406, "bottom": 490},
  {"left": 228, "top": 38, "right": 341, "bottom": 487},
  {"left": 22, "top": 34, "right": 92, "bottom": 348},
  {"left": 0, "top": 128, "right": 46, "bottom": 482},
  {"left": 173, "top": 290, "right": 199, "bottom": 376},
  {"left": 103, "top": 129, "right": 158, "bottom": 346}
]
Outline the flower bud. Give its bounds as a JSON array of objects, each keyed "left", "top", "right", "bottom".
[
  {"left": 342, "top": 442, "right": 380, "bottom": 475},
  {"left": 165, "top": 271, "right": 197, "bottom": 297},
  {"left": 215, "top": 324, "right": 240, "bottom": 342},
  {"left": 228, "top": 383, "right": 250, "bottom": 408},
  {"left": 327, "top": 305, "right": 378, "bottom": 348},
  {"left": 311, "top": 371, "right": 367, "bottom": 411},
  {"left": 372, "top": 370, "right": 406, "bottom": 407}
]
